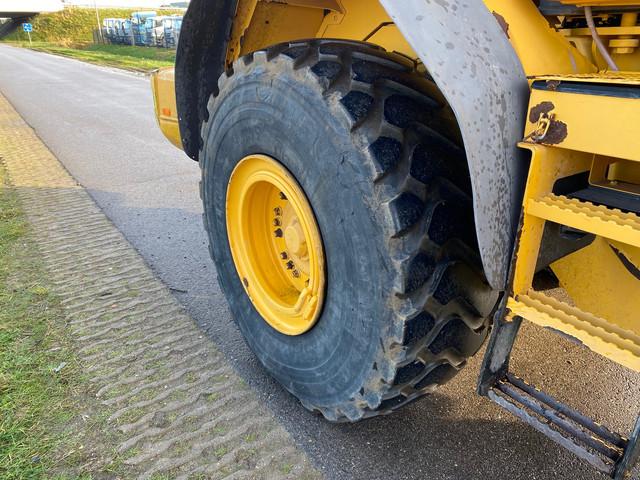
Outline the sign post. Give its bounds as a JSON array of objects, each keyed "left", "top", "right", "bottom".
[
  {"left": 22, "top": 23, "right": 32, "bottom": 47},
  {"left": 93, "top": 0, "right": 103, "bottom": 43}
]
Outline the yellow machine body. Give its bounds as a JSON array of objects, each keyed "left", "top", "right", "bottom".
[
  {"left": 151, "top": 0, "right": 640, "bottom": 372},
  {"left": 150, "top": 67, "right": 181, "bottom": 150},
  {"left": 508, "top": 71, "right": 640, "bottom": 373}
]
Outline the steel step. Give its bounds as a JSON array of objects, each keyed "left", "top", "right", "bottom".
[
  {"left": 508, "top": 291, "right": 640, "bottom": 372},
  {"left": 571, "top": 186, "right": 640, "bottom": 216},
  {"left": 526, "top": 194, "right": 640, "bottom": 248},
  {"left": 489, "top": 373, "right": 628, "bottom": 477},
  {"left": 479, "top": 308, "right": 640, "bottom": 480}
]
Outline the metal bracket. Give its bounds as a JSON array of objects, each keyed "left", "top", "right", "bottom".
[
  {"left": 477, "top": 299, "right": 522, "bottom": 396},
  {"left": 524, "top": 112, "right": 555, "bottom": 143}
]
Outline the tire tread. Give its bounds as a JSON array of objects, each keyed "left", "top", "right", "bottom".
[{"left": 199, "top": 39, "right": 498, "bottom": 421}]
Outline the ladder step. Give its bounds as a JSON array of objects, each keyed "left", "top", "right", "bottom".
[
  {"left": 488, "top": 373, "right": 627, "bottom": 476},
  {"left": 508, "top": 291, "right": 640, "bottom": 372},
  {"left": 526, "top": 194, "right": 640, "bottom": 248}
]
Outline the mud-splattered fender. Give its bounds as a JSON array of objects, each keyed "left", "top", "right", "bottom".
[{"left": 380, "top": 0, "right": 530, "bottom": 289}]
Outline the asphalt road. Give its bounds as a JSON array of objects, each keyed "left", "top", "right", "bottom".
[{"left": 1, "top": 44, "right": 638, "bottom": 480}]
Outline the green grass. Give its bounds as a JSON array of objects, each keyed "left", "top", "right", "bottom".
[
  {"left": 4, "top": 41, "right": 175, "bottom": 72},
  {"left": 3, "top": 6, "right": 184, "bottom": 44},
  {"left": 0, "top": 166, "right": 80, "bottom": 479}
]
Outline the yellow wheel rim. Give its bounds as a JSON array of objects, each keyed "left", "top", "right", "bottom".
[{"left": 226, "top": 154, "right": 326, "bottom": 335}]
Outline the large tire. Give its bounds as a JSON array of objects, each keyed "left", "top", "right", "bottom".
[{"left": 200, "top": 40, "right": 499, "bottom": 421}]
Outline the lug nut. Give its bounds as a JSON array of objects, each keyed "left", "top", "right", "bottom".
[
  {"left": 273, "top": 207, "right": 282, "bottom": 216},
  {"left": 286, "top": 260, "right": 295, "bottom": 270},
  {"left": 273, "top": 218, "right": 281, "bottom": 226},
  {"left": 279, "top": 192, "right": 287, "bottom": 200},
  {"left": 280, "top": 251, "right": 288, "bottom": 260},
  {"left": 292, "top": 269, "right": 300, "bottom": 278},
  {"left": 274, "top": 228, "right": 283, "bottom": 238}
]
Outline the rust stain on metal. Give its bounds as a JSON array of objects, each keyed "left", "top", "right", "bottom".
[
  {"left": 546, "top": 80, "right": 561, "bottom": 91},
  {"left": 529, "top": 101, "right": 555, "bottom": 123},
  {"left": 528, "top": 101, "right": 567, "bottom": 144},
  {"left": 543, "top": 119, "right": 568, "bottom": 144},
  {"left": 492, "top": 11, "right": 510, "bottom": 39}
]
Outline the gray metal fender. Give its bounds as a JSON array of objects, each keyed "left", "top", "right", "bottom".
[{"left": 379, "top": 0, "right": 529, "bottom": 290}]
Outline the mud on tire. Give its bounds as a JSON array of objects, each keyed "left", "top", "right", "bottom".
[{"left": 199, "top": 39, "right": 499, "bottom": 421}]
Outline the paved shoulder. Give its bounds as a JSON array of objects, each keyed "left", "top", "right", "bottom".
[{"left": 0, "top": 93, "right": 321, "bottom": 480}]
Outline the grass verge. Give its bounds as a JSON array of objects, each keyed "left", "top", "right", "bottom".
[
  {"left": 3, "top": 41, "right": 175, "bottom": 72},
  {"left": 0, "top": 164, "right": 80, "bottom": 479}
]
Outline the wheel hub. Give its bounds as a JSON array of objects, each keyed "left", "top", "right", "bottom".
[
  {"left": 284, "top": 220, "right": 306, "bottom": 257},
  {"left": 225, "top": 154, "right": 325, "bottom": 335}
]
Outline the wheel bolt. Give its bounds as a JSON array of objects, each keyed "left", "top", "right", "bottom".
[
  {"left": 273, "top": 218, "right": 281, "bottom": 226},
  {"left": 273, "top": 207, "right": 282, "bottom": 216},
  {"left": 280, "top": 251, "right": 288, "bottom": 260},
  {"left": 274, "top": 228, "right": 283, "bottom": 238},
  {"left": 292, "top": 269, "right": 300, "bottom": 278},
  {"left": 286, "top": 260, "right": 295, "bottom": 270}
]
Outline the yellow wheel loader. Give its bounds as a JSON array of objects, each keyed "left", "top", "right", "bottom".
[{"left": 150, "top": 1, "right": 640, "bottom": 477}]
